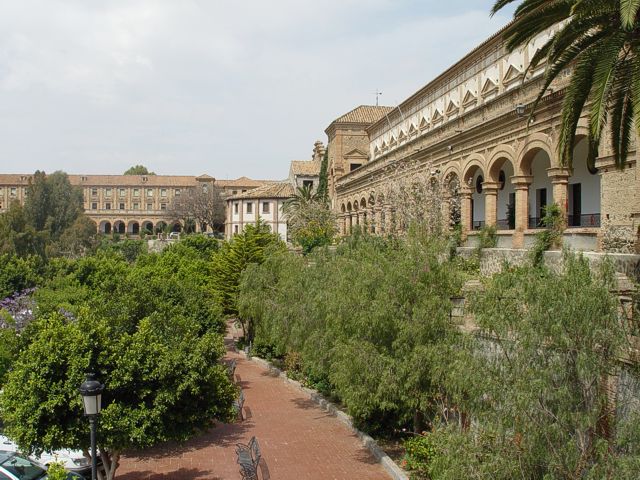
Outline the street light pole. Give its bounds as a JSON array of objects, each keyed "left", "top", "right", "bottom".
[
  {"left": 79, "top": 373, "right": 104, "bottom": 480},
  {"left": 89, "top": 416, "right": 97, "bottom": 480}
]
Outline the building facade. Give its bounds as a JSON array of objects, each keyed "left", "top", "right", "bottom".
[
  {"left": 326, "top": 24, "right": 639, "bottom": 254},
  {"left": 0, "top": 173, "right": 267, "bottom": 235},
  {"left": 225, "top": 142, "right": 324, "bottom": 241}
]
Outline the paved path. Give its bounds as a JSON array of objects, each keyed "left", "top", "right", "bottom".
[{"left": 118, "top": 324, "right": 391, "bottom": 480}]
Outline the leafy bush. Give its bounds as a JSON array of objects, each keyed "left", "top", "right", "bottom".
[
  {"left": 46, "top": 463, "right": 68, "bottom": 480},
  {"left": 530, "top": 203, "right": 563, "bottom": 266},
  {"left": 403, "top": 434, "right": 437, "bottom": 477},
  {"left": 238, "top": 231, "right": 463, "bottom": 432}
]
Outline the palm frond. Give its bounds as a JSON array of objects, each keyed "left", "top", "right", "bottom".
[
  {"left": 558, "top": 54, "right": 596, "bottom": 166},
  {"left": 588, "top": 34, "right": 627, "bottom": 144},
  {"left": 621, "top": 0, "right": 640, "bottom": 30},
  {"left": 491, "top": 0, "right": 520, "bottom": 17}
]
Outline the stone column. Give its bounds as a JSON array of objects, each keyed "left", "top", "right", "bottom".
[
  {"left": 483, "top": 182, "right": 500, "bottom": 228},
  {"left": 384, "top": 205, "right": 393, "bottom": 234},
  {"left": 460, "top": 187, "right": 473, "bottom": 240},
  {"left": 511, "top": 175, "right": 533, "bottom": 248},
  {"left": 548, "top": 167, "right": 571, "bottom": 228},
  {"left": 441, "top": 193, "right": 451, "bottom": 231},
  {"left": 374, "top": 205, "right": 382, "bottom": 234},
  {"left": 350, "top": 213, "right": 356, "bottom": 233}
]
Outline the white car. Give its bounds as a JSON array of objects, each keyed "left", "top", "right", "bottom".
[
  {"left": 0, "top": 436, "right": 89, "bottom": 476},
  {"left": 0, "top": 450, "right": 48, "bottom": 480}
]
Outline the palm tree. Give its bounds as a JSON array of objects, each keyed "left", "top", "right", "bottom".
[
  {"left": 492, "top": 0, "right": 640, "bottom": 170},
  {"left": 282, "top": 184, "right": 321, "bottom": 219}
]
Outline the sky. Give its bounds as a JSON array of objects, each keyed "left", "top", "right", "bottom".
[{"left": 0, "top": 0, "right": 515, "bottom": 180}]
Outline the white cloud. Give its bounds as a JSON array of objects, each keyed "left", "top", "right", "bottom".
[{"left": 0, "top": 1, "right": 511, "bottom": 178}]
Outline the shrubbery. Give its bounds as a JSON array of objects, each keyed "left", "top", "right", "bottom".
[{"left": 238, "top": 230, "right": 640, "bottom": 478}]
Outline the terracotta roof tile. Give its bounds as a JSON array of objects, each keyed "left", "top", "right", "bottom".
[
  {"left": 228, "top": 182, "right": 294, "bottom": 200},
  {"left": 0, "top": 173, "right": 270, "bottom": 189},
  {"left": 290, "top": 160, "right": 321, "bottom": 176},
  {"left": 333, "top": 105, "right": 394, "bottom": 125}
]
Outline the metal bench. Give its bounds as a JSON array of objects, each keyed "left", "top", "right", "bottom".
[
  {"left": 233, "top": 389, "right": 245, "bottom": 421},
  {"left": 226, "top": 358, "right": 237, "bottom": 379},
  {"left": 236, "top": 436, "right": 261, "bottom": 479}
]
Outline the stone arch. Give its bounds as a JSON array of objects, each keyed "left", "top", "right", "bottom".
[
  {"left": 517, "top": 133, "right": 557, "bottom": 175},
  {"left": 341, "top": 203, "right": 346, "bottom": 213},
  {"left": 99, "top": 220, "right": 112, "bottom": 234},
  {"left": 141, "top": 220, "right": 154, "bottom": 234},
  {"left": 461, "top": 158, "right": 486, "bottom": 231},
  {"left": 346, "top": 201, "right": 353, "bottom": 212},
  {"left": 461, "top": 154, "right": 486, "bottom": 185},
  {"left": 487, "top": 145, "right": 517, "bottom": 182},
  {"left": 171, "top": 221, "right": 183, "bottom": 233},
  {"left": 360, "top": 197, "right": 367, "bottom": 209},
  {"left": 113, "top": 220, "right": 126, "bottom": 234},
  {"left": 155, "top": 221, "right": 167, "bottom": 234},
  {"left": 127, "top": 220, "right": 140, "bottom": 235}
]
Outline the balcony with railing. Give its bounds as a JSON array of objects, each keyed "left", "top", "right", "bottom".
[{"left": 567, "top": 213, "right": 601, "bottom": 228}]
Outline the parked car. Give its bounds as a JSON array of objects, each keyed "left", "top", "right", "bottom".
[
  {"left": 0, "top": 434, "right": 97, "bottom": 479},
  {"left": 0, "top": 450, "right": 83, "bottom": 479},
  {"left": 0, "top": 450, "right": 46, "bottom": 480}
]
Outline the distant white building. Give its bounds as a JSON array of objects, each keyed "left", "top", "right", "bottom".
[{"left": 225, "top": 141, "right": 324, "bottom": 241}]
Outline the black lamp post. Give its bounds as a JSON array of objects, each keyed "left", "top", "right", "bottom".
[{"left": 79, "top": 373, "right": 104, "bottom": 480}]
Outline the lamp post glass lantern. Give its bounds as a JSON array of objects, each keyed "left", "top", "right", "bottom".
[{"left": 79, "top": 373, "right": 104, "bottom": 480}]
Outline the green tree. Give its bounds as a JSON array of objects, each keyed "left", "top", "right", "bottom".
[
  {"left": 55, "top": 216, "right": 98, "bottom": 258},
  {"left": 429, "top": 255, "right": 640, "bottom": 479},
  {"left": 317, "top": 147, "right": 329, "bottom": 201},
  {"left": 284, "top": 185, "right": 336, "bottom": 253},
  {"left": 0, "top": 202, "right": 47, "bottom": 257},
  {"left": 23, "top": 171, "right": 84, "bottom": 239},
  {"left": 288, "top": 201, "right": 336, "bottom": 254},
  {"left": 212, "top": 220, "right": 284, "bottom": 321},
  {"left": 123, "top": 165, "right": 155, "bottom": 175},
  {"left": 238, "top": 232, "right": 462, "bottom": 432},
  {"left": 492, "top": 0, "right": 640, "bottom": 169}
]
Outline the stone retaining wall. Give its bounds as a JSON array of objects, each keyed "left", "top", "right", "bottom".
[{"left": 457, "top": 247, "right": 640, "bottom": 282}]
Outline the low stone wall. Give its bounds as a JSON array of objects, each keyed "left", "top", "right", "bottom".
[
  {"left": 146, "top": 239, "right": 175, "bottom": 253},
  {"left": 457, "top": 247, "right": 640, "bottom": 282}
]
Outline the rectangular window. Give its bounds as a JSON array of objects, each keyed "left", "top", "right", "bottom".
[
  {"left": 161, "top": 188, "right": 167, "bottom": 197},
  {"left": 160, "top": 203, "right": 167, "bottom": 210},
  {"left": 232, "top": 190, "right": 238, "bottom": 195},
  {"left": 133, "top": 202, "right": 139, "bottom": 210},
  {"left": 105, "top": 188, "right": 112, "bottom": 197},
  {"left": 105, "top": 202, "right": 111, "bottom": 210},
  {"left": 246, "top": 202, "right": 253, "bottom": 214},
  {"left": 147, "top": 188, "right": 153, "bottom": 197},
  {"left": 175, "top": 188, "right": 181, "bottom": 196},
  {"left": 10, "top": 187, "right": 16, "bottom": 196},
  {"left": 119, "top": 188, "right": 126, "bottom": 197},
  {"left": 133, "top": 188, "right": 140, "bottom": 197},
  {"left": 91, "top": 188, "right": 98, "bottom": 196},
  {"left": 91, "top": 202, "right": 98, "bottom": 210},
  {"left": 234, "top": 203, "right": 239, "bottom": 214},
  {"left": 202, "top": 184, "right": 209, "bottom": 193},
  {"left": 119, "top": 202, "right": 125, "bottom": 210},
  {"left": 303, "top": 180, "right": 314, "bottom": 189},
  {"left": 262, "top": 202, "right": 270, "bottom": 214},
  {"left": 147, "top": 203, "right": 153, "bottom": 211},
  {"left": 234, "top": 225, "right": 239, "bottom": 234}
]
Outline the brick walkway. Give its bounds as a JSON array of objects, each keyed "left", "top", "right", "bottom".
[{"left": 117, "top": 324, "right": 391, "bottom": 480}]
